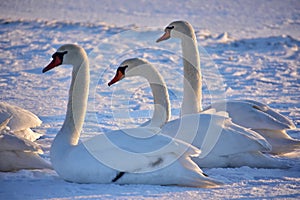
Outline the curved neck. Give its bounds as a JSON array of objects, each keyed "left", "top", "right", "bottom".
[
  {"left": 54, "top": 57, "right": 90, "bottom": 148},
  {"left": 149, "top": 83, "right": 170, "bottom": 127},
  {"left": 180, "top": 32, "right": 202, "bottom": 116},
  {"left": 140, "top": 65, "right": 171, "bottom": 127}
]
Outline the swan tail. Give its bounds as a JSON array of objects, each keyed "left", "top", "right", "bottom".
[
  {"left": 255, "top": 129, "right": 300, "bottom": 155},
  {"left": 178, "top": 174, "right": 223, "bottom": 188},
  {"left": 177, "top": 153, "right": 223, "bottom": 188}
]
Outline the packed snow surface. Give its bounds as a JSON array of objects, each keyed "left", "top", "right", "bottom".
[{"left": 0, "top": 0, "right": 299, "bottom": 199}]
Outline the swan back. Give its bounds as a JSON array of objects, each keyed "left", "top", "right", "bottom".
[{"left": 0, "top": 102, "right": 42, "bottom": 141}]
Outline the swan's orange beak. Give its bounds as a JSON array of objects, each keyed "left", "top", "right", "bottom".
[
  {"left": 156, "top": 30, "right": 171, "bottom": 43},
  {"left": 108, "top": 70, "right": 124, "bottom": 86},
  {"left": 42, "top": 56, "right": 62, "bottom": 73}
]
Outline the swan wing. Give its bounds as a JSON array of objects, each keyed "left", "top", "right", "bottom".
[
  {"left": 204, "top": 100, "right": 292, "bottom": 130},
  {"left": 161, "top": 113, "right": 271, "bottom": 158},
  {"left": 83, "top": 127, "right": 200, "bottom": 173},
  {"left": 242, "top": 99, "right": 296, "bottom": 129},
  {"left": 0, "top": 102, "right": 42, "bottom": 132},
  {"left": 0, "top": 132, "right": 43, "bottom": 153}
]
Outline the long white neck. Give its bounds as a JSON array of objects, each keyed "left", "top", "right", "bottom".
[
  {"left": 140, "top": 65, "right": 170, "bottom": 128},
  {"left": 180, "top": 32, "right": 202, "bottom": 116},
  {"left": 51, "top": 56, "right": 90, "bottom": 154}
]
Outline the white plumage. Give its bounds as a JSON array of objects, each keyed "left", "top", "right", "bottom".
[
  {"left": 0, "top": 102, "right": 42, "bottom": 141},
  {"left": 157, "top": 20, "right": 299, "bottom": 155},
  {"left": 0, "top": 117, "right": 51, "bottom": 171},
  {"left": 44, "top": 44, "right": 221, "bottom": 187}
]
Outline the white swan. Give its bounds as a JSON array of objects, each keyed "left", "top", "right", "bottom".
[
  {"left": 42, "top": 44, "right": 221, "bottom": 187},
  {"left": 156, "top": 20, "right": 299, "bottom": 155},
  {"left": 0, "top": 117, "right": 52, "bottom": 171},
  {"left": 108, "top": 58, "right": 170, "bottom": 128},
  {"left": 107, "top": 58, "right": 288, "bottom": 168},
  {"left": 0, "top": 102, "right": 43, "bottom": 141}
]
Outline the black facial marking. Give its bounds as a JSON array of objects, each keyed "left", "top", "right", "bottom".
[
  {"left": 52, "top": 51, "right": 68, "bottom": 62},
  {"left": 117, "top": 65, "right": 128, "bottom": 75},
  {"left": 166, "top": 26, "right": 174, "bottom": 30}
]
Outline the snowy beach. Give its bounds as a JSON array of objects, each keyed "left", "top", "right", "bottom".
[{"left": 1, "top": 0, "right": 300, "bottom": 199}]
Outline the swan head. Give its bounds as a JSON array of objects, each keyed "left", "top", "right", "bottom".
[
  {"left": 108, "top": 58, "right": 151, "bottom": 86},
  {"left": 156, "top": 20, "right": 195, "bottom": 42},
  {"left": 42, "top": 44, "right": 87, "bottom": 73}
]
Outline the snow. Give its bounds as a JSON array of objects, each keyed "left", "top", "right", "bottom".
[{"left": 0, "top": 0, "right": 300, "bottom": 199}]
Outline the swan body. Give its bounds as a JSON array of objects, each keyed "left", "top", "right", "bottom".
[
  {"left": 109, "top": 58, "right": 288, "bottom": 168},
  {"left": 205, "top": 100, "right": 299, "bottom": 154},
  {"left": 157, "top": 20, "right": 299, "bottom": 155},
  {"left": 43, "top": 44, "right": 221, "bottom": 187},
  {"left": 161, "top": 113, "right": 289, "bottom": 168},
  {"left": 0, "top": 102, "right": 42, "bottom": 141},
  {"left": 0, "top": 117, "right": 51, "bottom": 171}
]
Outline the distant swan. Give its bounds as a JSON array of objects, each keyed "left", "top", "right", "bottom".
[
  {"left": 42, "top": 44, "right": 221, "bottom": 187},
  {"left": 0, "top": 102, "right": 42, "bottom": 141},
  {"left": 0, "top": 117, "right": 51, "bottom": 171},
  {"left": 107, "top": 58, "right": 288, "bottom": 168},
  {"left": 156, "top": 20, "right": 299, "bottom": 155}
]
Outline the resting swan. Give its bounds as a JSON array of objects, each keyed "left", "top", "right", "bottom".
[
  {"left": 108, "top": 58, "right": 288, "bottom": 168},
  {"left": 156, "top": 20, "right": 299, "bottom": 155},
  {"left": 42, "top": 44, "right": 221, "bottom": 187},
  {"left": 0, "top": 102, "right": 43, "bottom": 141},
  {"left": 0, "top": 117, "right": 51, "bottom": 171}
]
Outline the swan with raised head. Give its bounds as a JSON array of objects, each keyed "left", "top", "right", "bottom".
[
  {"left": 108, "top": 58, "right": 170, "bottom": 128},
  {"left": 108, "top": 58, "right": 288, "bottom": 168},
  {"left": 42, "top": 44, "right": 221, "bottom": 187},
  {"left": 156, "top": 20, "right": 299, "bottom": 155},
  {"left": 0, "top": 117, "right": 51, "bottom": 171},
  {"left": 0, "top": 102, "right": 43, "bottom": 141}
]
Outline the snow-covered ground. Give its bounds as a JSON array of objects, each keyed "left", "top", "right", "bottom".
[{"left": 1, "top": 0, "right": 300, "bottom": 199}]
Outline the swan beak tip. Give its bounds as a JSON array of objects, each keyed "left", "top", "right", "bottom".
[
  {"left": 42, "top": 67, "right": 50, "bottom": 73},
  {"left": 156, "top": 38, "right": 163, "bottom": 43},
  {"left": 43, "top": 56, "right": 62, "bottom": 73},
  {"left": 108, "top": 71, "right": 124, "bottom": 87},
  {"left": 156, "top": 32, "right": 171, "bottom": 43}
]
